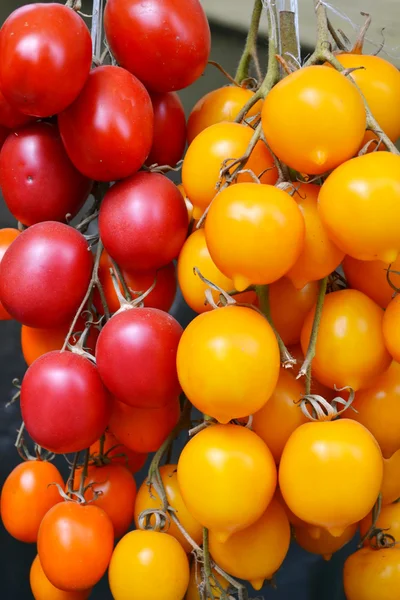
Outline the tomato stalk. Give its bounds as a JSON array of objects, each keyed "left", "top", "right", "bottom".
[
  {"left": 234, "top": 0, "right": 263, "bottom": 85},
  {"left": 277, "top": 0, "right": 301, "bottom": 72}
]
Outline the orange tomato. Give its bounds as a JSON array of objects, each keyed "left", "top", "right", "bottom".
[
  {"left": 344, "top": 547, "right": 400, "bottom": 600},
  {"left": 30, "top": 555, "right": 91, "bottom": 600},
  {"left": 205, "top": 182, "right": 305, "bottom": 291},
  {"left": 261, "top": 66, "right": 366, "bottom": 174},
  {"left": 37, "top": 501, "right": 114, "bottom": 591},
  {"left": 318, "top": 152, "right": 400, "bottom": 263},
  {"left": 301, "top": 289, "right": 391, "bottom": 391},
  {"left": 381, "top": 449, "right": 400, "bottom": 505},
  {"left": 360, "top": 502, "right": 400, "bottom": 546},
  {"left": 186, "top": 561, "right": 229, "bottom": 600},
  {"left": 343, "top": 254, "right": 400, "bottom": 309},
  {"left": 187, "top": 86, "right": 262, "bottom": 144},
  {"left": 1, "top": 460, "right": 64, "bottom": 543},
  {"left": 209, "top": 498, "right": 290, "bottom": 590},
  {"left": 383, "top": 296, "right": 400, "bottom": 363},
  {"left": 182, "top": 122, "right": 277, "bottom": 218},
  {"left": 0, "top": 228, "right": 20, "bottom": 319},
  {"left": 294, "top": 523, "right": 357, "bottom": 561},
  {"left": 134, "top": 464, "right": 202, "bottom": 552},
  {"left": 90, "top": 430, "right": 147, "bottom": 474}
]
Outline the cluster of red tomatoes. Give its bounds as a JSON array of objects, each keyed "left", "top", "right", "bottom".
[{"left": 1, "top": 0, "right": 400, "bottom": 599}]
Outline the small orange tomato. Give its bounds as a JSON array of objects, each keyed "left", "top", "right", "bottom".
[
  {"left": 1, "top": 460, "right": 64, "bottom": 543},
  {"left": 383, "top": 296, "right": 400, "bottom": 363},
  {"left": 269, "top": 278, "right": 318, "bottom": 346},
  {"left": 0, "top": 228, "right": 20, "bottom": 319},
  {"left": 182, "top": 122, "right": 277, "bottom": 218},
  {"left": 261, "top": 66, "right": 366, "bottom": 175},
  {"left": 253, "top": 369, "right": 308, "bottom": 463},
  {"left": 382, "top": 450, "right": 400, "bottom": 504},
  {"left": 186, "top": 561, "right": 229, "bottom": 600},
  {"left": 301, "top": 289, "right": 391, "bottom": 391},
  {"left": 209, "top": 498, "right": 290, "bottom": 590},
  {"left": 347, "top": 362, "right": 400, "bottom": 459},
  {"left": 279, "top": 419, "right": 383, "bottom": 535},
  {"left": 205, "top": 182, "right": 305, "bottom": 291},
  {"left": 177, "top": 424, "right": 277, "bottom": 542},
  {"left": 90, "top": 431, "right": 147, "bottom": 474},
  {"left": 344, "top": 547, "right": 400, "bottom": 600},
  {"left": 38, "top": 502, "right": 114, "bottom": 591},
  {"left": 134, "top": 464, "right": 202, "bottom": 552},
  {"left": 318, "top": 152, "right": 400, "bottom": 263},
  {"left": 294, "top": 523, "right": 357, "bottom": 561},
  {"left": 360, "top": 502, "right": 400, "bottom": 546},
  {"left": 286, "top": 184, "right": 344, "bottom": 289},
  {"left": 343, "top": 255, "right": 400, "bottom": 309},
  {"left": 187, "top": 86, "right": 262, "bottom": 144},
  {"left": 176, "top": 305, "right": 280, "bottom": 423},
  {"left": 30, "top": 554, "right": 92, "bottom": 600},
  {"left": 177, "top": 228, "right": 256, "bottom": 313}
]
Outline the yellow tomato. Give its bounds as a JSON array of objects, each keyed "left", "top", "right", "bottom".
[
  {"left": 209, "top": 498, "right": 290, "bottom": 590},
  {"left": 318, "top": 152, "right": 400, "bottom": 263},
  {"left": 343, "top": 254, "right": 400, "bottom": 309},
  {"left": 187, "top": 86, "right": 262, "bottom": 144},
  {"left": 30, "top": 555, "right": 91, "bottom": 600},
  {"left": 182, "top": 122, "right": 277, "bottom": 218},
  {"left": 205, "top": 182, "right": 305, "bottom": 291},
  {"left": 177, "top": 229, "right": 256, "bottom": 313},
  {"left": 177, "top": 305, "right": 280, "bottom": 423},
  {"left": 360, "top": 502, "right": 400, "bottom": 546},
  {"left": 382, "top": 450, "right": 400, "bottom": 505},
  {"left": 177, "top": 424, "right": 277, "bottom": 542},
  {"left": 344, "top": 547, "right": 400, "bottom": 600},
  {"left": 185, "top": 562, "right": 230, "bottom": 600},
  {"left": 300, "top": 289, "right": 391, "bottom": 391},
  {"left": 261, "top": 66, "right": 366, "bottom": 175},
  {"left": 133, "top": 464, "right": 202, "bottom": 553},
  {"left": 108, "top": 530, "right": 190, "bottom": 600},
  {"left": 383, "top": 296, "right": 400, "bottom": 363},
  {"left": 279, "top": 419, "right": 383, "bottom": 535},
  {"left": 294, "top": 523, "right": 357, "bottom": 561}
]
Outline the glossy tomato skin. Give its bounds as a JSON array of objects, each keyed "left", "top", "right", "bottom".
[
  {"left": 38, "top": 502, "right": 114, "bottom": 591},
  {"left": 146, "top": 92, "right": 186, "bottom": 167},
  {"left": 108, "top": 529, "right": 190, "bottom": 600},
  {"left": 0, "top": 123, "right": 92, "bottom": 226},
  {"left": 58, "top": 66, "right": 153, "bottom": 182},
  {"left": 301, "top": 289, "right": 391, "bottom": 391},
  {"left": 96, "top": 308, "right": 182, "bottom": 408},
  {"left": 343, "top": 255, "right": 400, "bottom": 310},
  {"left": 0, "top": 88, "right": 33, "bottom": 128},
  {"left": 109, "top": 396, "right": 180, "bottom": 453},
  {"left": 0, "top": 222, "right": 93, "bottom": 328},
  {"left": 383, "top": 296, "right": 400, "bottom": 363},
  {"left": 99, "top": 172, "right": 188, "bottom": 272},
  {"left": 343, "top": 547, "right": 400, "bottom": 600},
  {"left": 104, "top": 0, "right": 210, "bottom": 93},
  {"left": 0, "top": 228, "right": 19, "bottom": 320},
  {"left": 90, "top": 431, "right": 147, "bottom": 474},
  {"left": 1, "top": 460, "right": 64, "bottom": 543},
  {"left": 30, "top": 554, "right": 92, "bottom": 600},
  {"left": 0, "top": 4, "right": 92, "bottom": 117},
  {"left": 261, "top": 66, "right": 366, "bottom": 174},
  {"left": 21, "top": 351, "right": 110, "bottom": 454}
]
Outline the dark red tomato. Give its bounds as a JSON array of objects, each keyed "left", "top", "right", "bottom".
[
  {"left": 0, "top": 222, "right": 93, "bottom": 328},
  {"left": 104, "top": 0, "right": 211, "bottom": 93},
  {"left": 94, "top": 251, "right": 177, "bottom": 315},
  {"left": 0, "top": 126, "right": 8, "bottom": 150},
  {"left": 99, "top": 172, "right": 188, "bottom": 272},
  {"left": 146, "top": 92, "right": 187, "bottom": 167},
  {"left": 0, "top": 123, "right": 93, "bottom": 226},
  {"left": 21, "top": 351, "right": 110, "bottom": 453},
  {"left": 0, "top": 4, "right": 92, "bottom": 117},
  {"left": 96, "top": 307, "right": 182, "bottom": 408},
  {"left": 0, "top": 88, "right": 33, "bottom": 128},
  {"left": 0, "top": 228, "right": 20, "bottom": 320},
  {"left": 58, "top": 66, "right": 153, "bottom": 182}
]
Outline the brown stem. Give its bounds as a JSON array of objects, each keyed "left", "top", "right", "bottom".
[
  {"left": 279, "top": 10, "right": 300, "bottom": 72},
  {"left": 327, "top": 18, "right": 347, "bottom": 51},
  {"left": 351, "top": 12, "right": 371, "bottom": 54},
  {"left": 235, "top": 0, "right": 263, "bottom": 84}
]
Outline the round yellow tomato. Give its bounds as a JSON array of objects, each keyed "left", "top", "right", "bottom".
[
  {"left": 30, "top": 555, "right": 91, "bottom": 600},
  {"left": 253, "top": 369, "right": 308, "bottom": 463},
  {"left": 360, "top": 502, "right": 400, "bottom": 546},
  {"left": 261, "top": 65, "right": 366, "bottom": 175},
  {"left": 187, "top": 86, "right": 263, "bottom": 144},
  {"left": 209, "top": 497, "right": 290, "bottom": 590},
  {"left": 186, "top": 562, "right": 230, "bottom": 600},
  {"left": 133, "top": 464, "right": 202, "bottom": 553},
  {"left": 177, "top": 424, "right": 277, "bottom": 542},
  {"left": 279, "top": 419, "right": 383, "bottom": 535},
  {"left": 108, "top": 530, "right": 190, "bottom": 600},
  {"left": 383, "top": 296, "right": 400, "bottom": 363},
  {"left": 286, "top": 183, "right": 344, "bottom": 289},
  {"left": 294, "top": 523, "right": 357, "bottom": 561},
  {"left": 205, "top": 182, "right": 305, "bottom": 291},
  {"left": 301, "top": 289, "right": 391, "bottom": 391},
  {"left": 382, "top": 450, "right": 400, "bottom": 505},
  {"left": 177, "top": 305, "right": 280, "bottom": 423},
  {"left": 182, "top": 122, "right": 277, "bottom": 218},
  {"left": 177, "top": 229, "right": 256, "bottom": 313},
  {"left": 318, "top": 152, "right": 400, "bottom": 263},
  {"left": 344, "top": 547, "right": 400, "bottom": 600},
  {"left": 343, "top": 254, "right": 400, "bottom": 309}
]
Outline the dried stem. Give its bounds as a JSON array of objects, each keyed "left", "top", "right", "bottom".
[
  {"left": 279, "top": 10, "right": 301, "bottom": 72},
  {"left": 235, "top": 0, "right": 263, "bottom": 84}
]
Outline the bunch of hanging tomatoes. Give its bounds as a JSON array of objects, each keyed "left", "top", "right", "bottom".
[{"left": 1, "top": 0, "right": 400, "bottom": 598}]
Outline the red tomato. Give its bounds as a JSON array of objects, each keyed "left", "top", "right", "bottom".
[
  {"left": 1, "top": 460, "right": 64, "bottom": 543},
  {"left": 94, "top": 251, "right": 176, "bottom": 315},
  {"left": 0, "top": 227, "right": 20, "bottom": 320},
  {"left": 0, "top": 126, "right": 9, "bottom": 149},
  {"left": 58, "top": 66, "right": 153, "bottom": 182},
  {"left": 108, "top": 397, "right": 180, "bottom": 453},
  {"left": 99, "top": 172, "right": 188, "bottom": 272},
  {"left": 0, "top": 222, "right": 93, "bottom": 328},
  {"left": 0, "top": 88, "right": 33, "bottom": 128},
  {"left": 30, "top": 554, "right": 92, "bottom": 600},
  {"left": 21, "top": 351, "right": 110, "bottom": 453},
  {"left": 0, "top": 4, "right": 92, "bottom": 117},
  {"left": 96, "top": 308, "right": 182, "bottom": 408},
  {"left": 104, "top": 0, "right": 211, "bottom": 92},
  {"left": 0, "top": 123, "right": 92, "bottom": 226},
  {"left": 146, "top": 92, "right": 187, "bottom": 167},
  {"left": 90, "top": 431, "right": 147, "bottom": 474}
]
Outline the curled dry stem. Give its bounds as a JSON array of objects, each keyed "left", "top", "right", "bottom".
[
  {"left": 299, "top": 386, "right": 355, "bottom": 422},
  {"left": 350, "top": 12, "right": 371, "bottom": 54},
  {"left": 357, "top": 494, "right": 396, "bottom": 549}
]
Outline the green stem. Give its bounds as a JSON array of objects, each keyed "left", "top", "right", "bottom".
[
  {"left": 235, "top": 0, "right": 263, "bottom": 84},
  {"left": 279, "top": 10, "right": 300, "bottom": 72}
]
